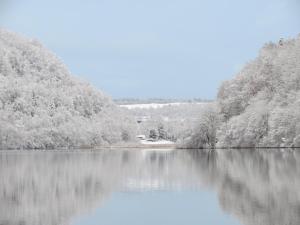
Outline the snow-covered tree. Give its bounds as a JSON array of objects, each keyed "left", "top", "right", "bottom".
[
  {"left": 123, "top": 102, "right": 211, "bottom": 142},
  {"left": 216, "top": 35, "right": 300, "bottom": 148},
  {"left": 0, "top": 29, "right": 137, "bottom": 149},
  {"left": 149, "top": 129, "right": 157, "bottom": 139},
  {"left": 183, "top": 35, "right": 300, "bottom": 148},
  {"left": 178, "top": 104, "right": 219, "bottom": 149}
]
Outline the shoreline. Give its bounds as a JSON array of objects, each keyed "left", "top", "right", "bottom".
[{"left": 1, "top": 145, "right": 300, "bottom": 152}]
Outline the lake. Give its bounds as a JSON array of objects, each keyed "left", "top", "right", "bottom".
[{"left": 0, "top": 148, "right": 299, "bottom": 225}]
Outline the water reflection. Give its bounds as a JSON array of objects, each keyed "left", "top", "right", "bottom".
[{"left": 0, "top": 149, "right": 299, "bottom": 225}]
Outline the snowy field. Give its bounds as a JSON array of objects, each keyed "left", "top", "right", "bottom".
[
  {"left": 119, "top": 102, "right": 205, "bottom": 109},
  {"left": 140, "top": 140, "right": 175, "bottom": 145}
]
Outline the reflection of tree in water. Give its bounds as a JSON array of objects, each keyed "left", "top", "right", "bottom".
[
  {"left": 0, "top": 149, "right": 300, "bottom": 225},
  {"left": 194, "top": 149, "right": 300, "bottom": 225},
  {"left": 0, "top": 152, "right": 113, "bottom": 225},
  {"left": 0, "top": 150, "right": 200, "bottom": 225}
]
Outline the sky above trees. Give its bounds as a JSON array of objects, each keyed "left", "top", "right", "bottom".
[{"left": 0, "top": 0, "right": 299, "bottom": 99}]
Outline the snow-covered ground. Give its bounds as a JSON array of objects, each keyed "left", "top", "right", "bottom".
[
  {"left": 120, "top": 102, "right": 204, "bottom": 109},
  {"left": 140, "top": 140, "right": 175, "bottom": 145}
]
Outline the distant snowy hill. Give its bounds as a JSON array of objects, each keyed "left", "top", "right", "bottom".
[
  {"left": 121, "top": 101, "right": 212, "bottom": 144},
  {"left": 0, "top": 30, "right": 136, "bottom": 149},
  {"left": 119, "top": 102, "right": 206, "bottom": 109},
  {"left": 114, "top": 98, "right": 210, "bottom": 105}
]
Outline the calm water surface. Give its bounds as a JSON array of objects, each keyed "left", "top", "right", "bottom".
[{"left": 0, "top": 149, "right": 299, "bottom": 225}]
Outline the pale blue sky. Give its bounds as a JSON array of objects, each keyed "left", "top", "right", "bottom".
[{"left": 0, "top": 0, "right": 299, "bottom": 99}]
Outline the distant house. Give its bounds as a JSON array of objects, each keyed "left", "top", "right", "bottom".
[
  {"left": 136, "top": 116, "right": 149, "bottom": 123},
  {"left": 136, "top": 135, "right": 146, "bottom": 140}
]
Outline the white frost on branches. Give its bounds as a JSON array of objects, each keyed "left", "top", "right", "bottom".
[
  {"left": 186, "top": 35, "right": 300, "bottom": 148},
  {"left": 0, "top": 30, "right": 137, "bottom": 149}
]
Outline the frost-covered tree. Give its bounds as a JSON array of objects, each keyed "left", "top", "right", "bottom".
[
  {"left": 149, "top": 129, "right": 157, "bottom": 139},
  {"left": 216, "top": 35, "right": 300, "bottom": 148},
  {"left": 158, "top": 124, "right": 167, "bottom": 140},
  {"left": 0, "top": 29, "right": 137, "bottom": 149},
  {"left": 123, "top": 102, "right": 210, "bottom": 142},
  {"left": 178, "top": 104, "right": 219, "bottom": 149},
  {"left": 182, "top": 35, "right": 300, "bottom": 148}
]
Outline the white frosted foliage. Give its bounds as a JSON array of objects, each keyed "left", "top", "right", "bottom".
[{"left": 0, "top": 30, "right": 137, "bottom": 149}]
